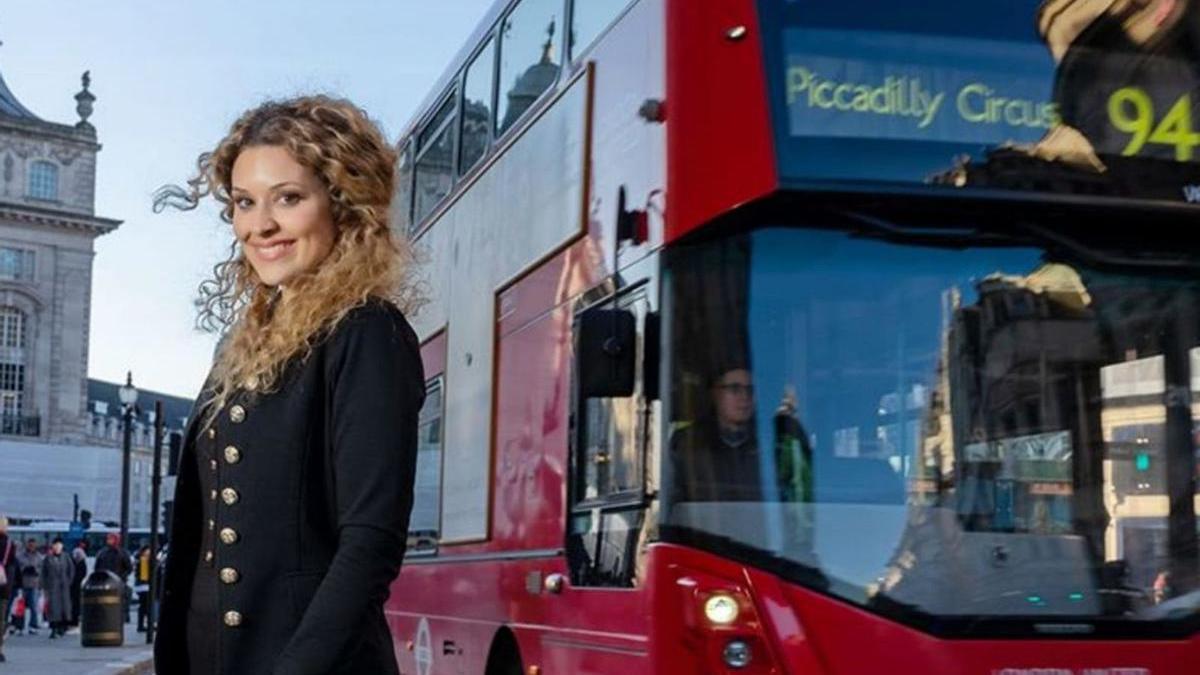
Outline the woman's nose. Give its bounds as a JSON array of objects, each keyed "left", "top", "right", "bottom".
[{"left": 247, "top": 207, "right": 280, "bottom": 238}]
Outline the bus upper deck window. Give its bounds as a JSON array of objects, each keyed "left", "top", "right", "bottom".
[{"left": 496, "top": 0, "right": 562, "bottom": 136}]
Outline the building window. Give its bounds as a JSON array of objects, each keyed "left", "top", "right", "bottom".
[
  {"left": 497, "top": 0, "right": 562, "bottom": 136},
  {"left": 0, "top": 247, "right": 35, "bottom": 282},
  {"left": 460, "top": 37, "right": 496, "bottom": 174},
  {"left": 413, "top": 95, "right": 457, "bottom": 224},
  {"left": 28, "top": 161, "right": 59, "bottom": 201},
  {"left": 569, "top": 0, "right": 630, "bottom": 60},
  {"left": 409, "top": 379, "right": 445, "bottom": 552}
]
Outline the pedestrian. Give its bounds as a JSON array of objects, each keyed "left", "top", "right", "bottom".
[
  {"left": 0, "top": 515, "right": 18, "bottom": 662},
  {"left": 153, "top": 96, "right": 425, "bottom": 674},
  {"left": 69, "top": 543, "right": 87, "bottom": 628},
  {"left": 135, "top": 545, "right": 152, "bottom": 632},
  {"left": 94, "top": 533, "right": 133, "bottom": 622},
  {"left": 39, "top": 537, "right": 74, "bottom": 639},
  {"left": 14, "top": 537, "right": 44, "bottom": 635}
]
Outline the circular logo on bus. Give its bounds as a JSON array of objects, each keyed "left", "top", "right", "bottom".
[{"left": 415, "top": 617, "right": 433, "bottom": 675}]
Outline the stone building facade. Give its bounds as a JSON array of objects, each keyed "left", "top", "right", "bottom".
[
  {"left": 0, "top": 67, "right": 120, "bottom": 444},
  {"left": 0, "top": 62, "right": 194, "bottom": 529}
]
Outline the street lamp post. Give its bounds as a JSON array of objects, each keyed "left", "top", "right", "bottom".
[{"left": 118, "top": 371, "right": 139, "bottom": 556}]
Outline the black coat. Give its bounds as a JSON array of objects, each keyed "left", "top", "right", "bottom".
[
  {"left": 155, "top": 299, "right": 425, "bottom": 675},
  {"left": 95, "top": 545, "right": 132, "bottom": 581}
]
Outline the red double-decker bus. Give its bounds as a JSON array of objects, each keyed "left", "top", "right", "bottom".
[{"left": 386, "top": 0, "right": 1200, "bottom": 672}]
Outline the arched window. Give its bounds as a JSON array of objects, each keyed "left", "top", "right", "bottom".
[
  {"left": 0, "top": 306, "right": 27, "bottom": 432},
  {"left": 28, "top": 160, "right": 59, "bottom": 201}
]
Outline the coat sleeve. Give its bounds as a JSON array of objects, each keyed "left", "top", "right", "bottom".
[{"left": 274, "top": 302, "right": 425, "bottom": 674}]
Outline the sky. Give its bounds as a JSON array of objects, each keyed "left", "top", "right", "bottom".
[{"left": 1, "top": 0, "right": 493, "bottom": 399}]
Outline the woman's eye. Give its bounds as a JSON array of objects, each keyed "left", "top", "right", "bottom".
[
  {"left": 279, "top": 192, "right": 302, "bottom": 205},
  {"left": 234, "top": 197, "right": 253, "bottom": 209}
]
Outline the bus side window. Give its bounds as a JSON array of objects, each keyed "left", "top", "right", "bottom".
[
  {"left": 414, "top": 92, "right": 458, "bottom": 225},
  {"left": 460, "top": 37, "right": 496, "bottom": 175},
  {"left": 568, "top": 287, "right": 656, "bottom": 587},
  {"left": 496, "top": 0, "right": 563, "bottom": 137},
  {"left": 408, "top": 378, "right": 445, "bottom": 555},
  {"left": 393, "top": 139, "right": 414, "bottom": 236},
  {"left": 568, "top": 0, "right": 632, "bottom": 62}
]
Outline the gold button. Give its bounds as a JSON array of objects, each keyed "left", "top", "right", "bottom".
[
  {"left": 224, "top": 445, "right": 242, "bottom": 464},
  {"left": 210, "top": 489, "right": 218, "bottom": 501},
  {"left": 209, "top": 459, "right": 218, "bottom": 471},
  {"left": 223, "top": 610, "right": 242, "bottom": 627},
  {"left": 204, "top": 551, "right": 213, "bottom": 562},
  {"left": 219, "top": 528, "right": 239, "bottom": 545},
  {"left": 219, "top": 567, "right": 240, "bottom": 584},
  {"left": 229, "top": 405, "right": 246, "bottom": 423},
  {"left": 208, "top": 519, "right": 215, "bottom": 530},
  {"left": 221, "top": 487, "right": 240, "bottom": 505},
  {"left": 206, "top": 428, "right": 216, "bottom": 440}
]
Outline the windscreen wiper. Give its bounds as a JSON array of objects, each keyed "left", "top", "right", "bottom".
[
  {"left": 842, "top": 210, "right": 1200, "bottom": 272},
  {"left": 840, "top": 210, "right": 1025, "bottom": 249},
  {"left": 1013, "top": 220, "right": 1200, "bottom": 272}
]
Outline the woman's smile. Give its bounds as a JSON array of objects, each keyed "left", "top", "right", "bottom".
[{"left": 249, "top": 238, "right": 296, "bottom": 263}]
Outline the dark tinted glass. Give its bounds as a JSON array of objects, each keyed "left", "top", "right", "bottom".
[
  {"left": 460, "top": 38, "right": 496, "bottom": 173},
  {"left": 663, "top": 223, "right": 1200, "bottom": 635},
  {"left": 497, "top": 0, "right": 562, "bottom": 135},
  {"left": 760, "top": 0, "right": 1200, "bottom": 205}
]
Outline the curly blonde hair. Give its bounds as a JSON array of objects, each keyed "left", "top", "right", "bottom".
[{"left": 154, "top": 95, "right": 422, "bottom": 424}]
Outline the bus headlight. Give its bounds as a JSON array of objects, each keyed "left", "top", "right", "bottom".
[
  {"left": 704, "top": 593, "right": 740, "bottom": 625},
  {"left": 722, "top": 639, "right": 752, "bottom": 669}
]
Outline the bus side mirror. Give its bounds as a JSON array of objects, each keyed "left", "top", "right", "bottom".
[{"left": 578, "top": 309, "right": 636, "bottom": 398}]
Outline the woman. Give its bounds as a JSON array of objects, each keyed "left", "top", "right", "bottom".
[
  {"left": 39, "top": 538, "right": 74, "bottom": 639},
  {"left": 153, "top": 96, "right": 426, "bottom": 674},
  {"left": 69, "top": 542, "right": 87, "bottom": 628}
]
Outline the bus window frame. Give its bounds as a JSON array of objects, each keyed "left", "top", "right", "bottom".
[
  {"left": 396, "top": 139, "right": 416, "bottom": 237},
  {"left": 458, "top": 32, "right": 499, "bottom": 178},
  {"left": 412, "top": 84, "right": 461, "bottom": 226},
  {"left": 567, "top": 282, "right": 655, "bottom": 587}
]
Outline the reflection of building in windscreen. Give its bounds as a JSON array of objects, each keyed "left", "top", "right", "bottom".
[
  {"left": 946, "top": 263, "right": 1100, "bottom": 537},
  {"left": 879, "top": 263, "right": 1107, "bottom": 616},
  {"left": 885, "top": 258, "right": 1200, "bottom": 614}
]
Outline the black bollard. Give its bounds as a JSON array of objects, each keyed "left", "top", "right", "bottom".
[{"left": 81, "top": 570, "right": 124, "bottom": 646}]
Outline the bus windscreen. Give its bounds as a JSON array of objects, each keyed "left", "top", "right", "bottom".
[{"left": 759, "top": 0, "right": 1200, "bottom": 205}]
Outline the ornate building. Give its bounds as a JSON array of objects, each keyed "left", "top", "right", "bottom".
[
  {"left": 0, "top": 59, "right": 193, "bottom": 527},
  {"left": 0, "top": 64, "right": 120, "bottom": 443}
]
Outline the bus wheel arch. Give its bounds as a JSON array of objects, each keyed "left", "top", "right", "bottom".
[{"left": 484, "top": 626, "right": 524, "bottom": 675}]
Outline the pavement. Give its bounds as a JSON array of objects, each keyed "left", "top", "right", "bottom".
[{"left": 0, "top": 621, "right": 153, "bottom": 675}]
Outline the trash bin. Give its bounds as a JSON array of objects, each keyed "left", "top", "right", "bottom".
[{"left": 81, "top": 570, "right": 124, "bottom": 646}]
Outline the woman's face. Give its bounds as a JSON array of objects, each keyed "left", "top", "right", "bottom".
[
  {"left": 51, "top": 541, "right": 63, "bottom": 554},
  {"left": 231, "top": 145, "right": 337, "bottom": 288}
]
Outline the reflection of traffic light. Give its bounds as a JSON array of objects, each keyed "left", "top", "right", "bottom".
[{"left": 1135, "top": 452, "right": 1151, "bottom": 472}]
